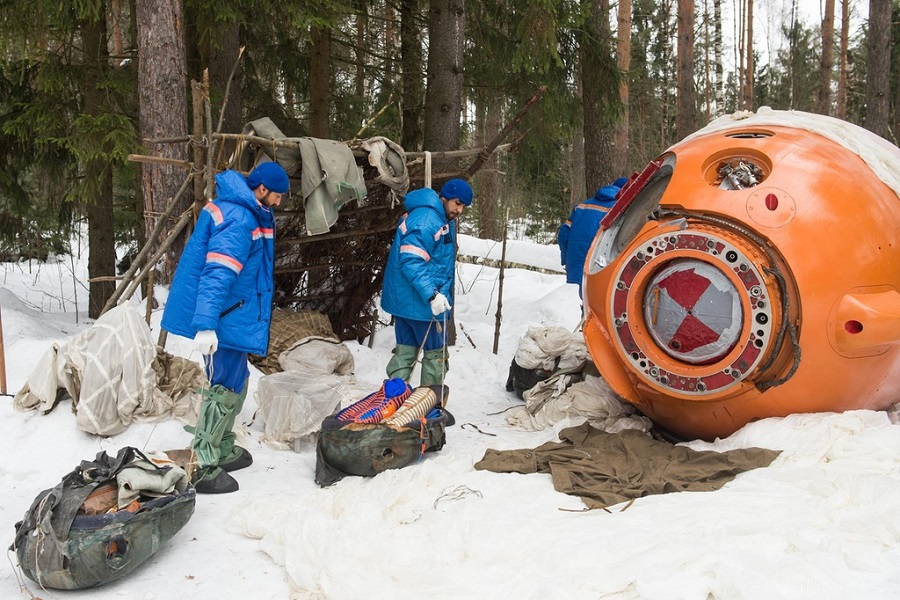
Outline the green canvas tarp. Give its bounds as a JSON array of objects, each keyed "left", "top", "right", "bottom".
[{"left": 475, "top": 422, "right": 781, "bottom": 509}]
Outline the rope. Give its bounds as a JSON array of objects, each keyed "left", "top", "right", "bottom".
[{"left": 7, "top": 548, "right": 39, "bottom": 599}]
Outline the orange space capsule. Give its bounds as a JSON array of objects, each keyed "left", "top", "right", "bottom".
[{"left": 582, "top": 109, "right": 900, "bottom": 440}]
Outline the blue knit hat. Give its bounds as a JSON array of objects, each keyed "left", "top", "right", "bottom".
[
  {"left": 613, "top": 177, "right": 629, "bottom": 188},
  {"left": 247, "top": 162, "right": 290, "bottom": 194},
  {"left": 440, "top": 178, "right": 473, "bottom": 206}
]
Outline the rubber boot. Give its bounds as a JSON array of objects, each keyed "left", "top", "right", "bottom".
[
  {"left": 386, "top": 344, "right": 420, "bottom": 382},
  {"left": 219, "top": 381, "right": 253, "bottom": 472},
  {"left": 420, "top": 348, "right": 449, "bottom": 387},
  {"left": 191, "top": 384, "right": 244, "bottom": 494},
  {"left": 194, "top": 466, "right": 239, "bottom": 494}
]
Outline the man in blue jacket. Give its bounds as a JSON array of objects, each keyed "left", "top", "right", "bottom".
[
  {"left": 381, "top": 178, "right": 473, "bottom": 388},
  {"left": 161, "top": 161, "right": 289, "bottom": 494},
  {"left": 558, "top": 177, "right": 627, "bottom": 298}
]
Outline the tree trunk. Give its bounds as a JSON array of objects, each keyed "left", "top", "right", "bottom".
[
  {"left": 400, "top": 0, "right": 425, "bottom": 151},
  {"left": 135, "top": 0, "right": 190, "bottom": 283},
  {"left": 208, "top": 22, "right": 241, "bottom": 155},
  {"left": 382, "top": 0, "right": 394, "bottom": 100},
  {"left": 676, "top": 0, "right": 697, "bottom": 139},
  {"left": 355, "top": 4, "right": 367, "bottom": 102},
  {"left": 817, "top": 0, "right": 835, "bottom": 115},
  {"left": 571, "top": 71, "right": 586, "bottom": 205},
  {"left": 703, "top": 0, "right": 711, "bottom": 120},
  {"left": 661, "top": 0, "right": 673, "bottom": 146},
  {"left": 744, "top": 0, "right": 753, "bottom": 109},
  {"left": 865, "top": 0, "right": 891, "bottom": 139},
  {"left": 81, "top": 12, "right": 117, "bottom": 319},
  {"left": 614, "top": 0, "right": 631, "bottom": 175},
  {"left": 837, "top": 0, "right": 849, "bottom": 119},
  {"left": 475, "top": 90, "right": 501, "bottom": 240},
  {"left": 309, "top": 26, "right": 332, "bottom": 139},
  {"left": 713, "top": 0, "right": 724, "bottom": 112},
  {"left": 423, "top": 0, "right": 465, "bottom": 170},
  {"left": 581, "top": 0, "right": 618, "bottom": 193},
  {"left": 737, "top": 0, "right": 745, "bottom": 108}
]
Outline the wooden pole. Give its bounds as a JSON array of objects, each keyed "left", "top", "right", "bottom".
[
  {"left": 101, "top": 173, "right": 194, "bottom": 315},
  {"left": 191, "top": 79, "right": 207, "bottom": 215},
  {"left": 465, "top": 86, "right": 546, "bottom": 179},
  {"left": 145, "top": 268, "right": 155, "bottom": 326},
  {"left": 204, "top": 70, "right": 214, "bottom": 201},
  {"left": 0, "top": 305, "right": 6, "bottom": 395},
  {"left": 113, "top": 209, "right": 193, "bottom": 309},
  {"left": 127, "top": 154, "right": 193, "bottom": 170},
  {"left": 492, "top": 208, "right": 510, "bottom": 355}
]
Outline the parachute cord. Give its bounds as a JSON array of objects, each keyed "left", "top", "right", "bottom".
[{"left": 7, "top": 548, "right": 40, "bottom": 598}]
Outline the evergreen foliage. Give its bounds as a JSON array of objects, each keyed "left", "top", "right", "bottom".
[
  {"left": 0, "top": 1, "right": 138, "bottom": 262},
  {"left": 0, "top": 0, "right": 892, "bottom": 266}
]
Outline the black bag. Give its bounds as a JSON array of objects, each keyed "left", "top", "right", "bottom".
[{"left": 505, "top": 357, "right": 556, "bottom": 399}]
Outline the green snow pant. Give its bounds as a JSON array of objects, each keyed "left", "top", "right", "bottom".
[
  {"left": 421, "top": 348, "right": 449, "bottom": 387},
  {"left": 191, "top": 381, "right": 248, "bottom": 478},
  {"left": 386, "top": 344, "right": 419, "bottom": 382}
]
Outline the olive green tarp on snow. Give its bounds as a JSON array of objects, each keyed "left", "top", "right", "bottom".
[{"left": 474, "top": 422, "right": 781, "bottom": 509}]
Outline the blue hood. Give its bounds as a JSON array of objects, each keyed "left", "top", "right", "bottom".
[
  {"left": 403, "top": 188, "right": 444, "bottom": 219},
  {"left": 215, "top": 170, "right": 259, "bottom": 213},
  {"left": 594, "top": 184, "right": 622, "bottom": 204}
]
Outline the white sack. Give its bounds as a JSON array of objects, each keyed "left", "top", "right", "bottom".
[{"left": 278, "top": 336, "right": 355, "bottom": 375}]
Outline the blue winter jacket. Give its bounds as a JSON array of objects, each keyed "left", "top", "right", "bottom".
[
  {"left": 161, "top": 170, "right": 276, "bottom": 355},
  {"left": 558, "top": 183, "right": 623, "bottom": 288},
  {"left": 381, "top": 188, "right": 456, "bottom": 322}
]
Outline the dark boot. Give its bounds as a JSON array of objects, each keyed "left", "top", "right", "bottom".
[
  {"left": 194, "top": 467, "right": 239, "bottom": 494},
  {"left": 220, "top": 447, "right": 253, "bottom": 472}
]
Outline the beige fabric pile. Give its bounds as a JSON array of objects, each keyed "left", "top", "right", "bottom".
[{"left": 13, "top": 304, "right": 204, "bottom": 436}]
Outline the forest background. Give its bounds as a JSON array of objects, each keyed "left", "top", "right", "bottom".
[{"left": 0, "top": 0, "right": 894, "bottom": 323}]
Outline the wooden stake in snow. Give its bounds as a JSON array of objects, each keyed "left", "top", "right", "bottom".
[
  {"left": 492, "top": 208, "right": 510, "bottom": 355},
  {"left": 0, "top": 305, "right": 6, "bottom": 394}
]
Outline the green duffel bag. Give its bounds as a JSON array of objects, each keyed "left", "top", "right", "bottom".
[
  {"left": 11, "top": 447, "right": 196, "bottom": 590},
  {"left": 315, "top": 384, "right": 455, "bottom": 486}
]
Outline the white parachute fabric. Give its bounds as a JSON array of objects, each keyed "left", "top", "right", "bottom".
[
  {"left": 255, "top": 371, "right": 362, "bottom": 450},
  {"left": 13, "top": 304, "right": 200, "bottom": 435},
  {"left": 257, "top": 338, "right": 364, "bottom": 450},
  {"left": 513, "top": 325, "right": 587, "bottom": 372},
  {"left": 506, "top": 325, "right": 650, "bottom": 432},
  {"left": 507, "top": 373, "right": 652, "bottom": 433}
]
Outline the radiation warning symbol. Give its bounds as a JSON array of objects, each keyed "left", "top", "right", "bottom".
[{"left": 643, "top": 259, "right": 742, "bottom": 364}]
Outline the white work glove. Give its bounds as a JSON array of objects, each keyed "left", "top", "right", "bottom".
[
  {"left": 192, "top": 329, "right": 218, "bottom": 355},
  {"left": 430, "top": 292, "right": 451, "bottom": 316}
]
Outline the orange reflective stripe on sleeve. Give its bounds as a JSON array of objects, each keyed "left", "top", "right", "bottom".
[
  {"left": 400, "top": 244, "right": 430, "bottom": 261},
  {"left": 203, "top": 203, "right": 225, "bottom": 226},
  {"left": 206, "top": 252, "right": 243, "bottom": 273}
]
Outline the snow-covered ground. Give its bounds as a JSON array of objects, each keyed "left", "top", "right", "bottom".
[{"left": 3, "top": 233, "right": 900, "bottom": 599}]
